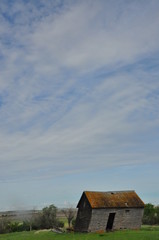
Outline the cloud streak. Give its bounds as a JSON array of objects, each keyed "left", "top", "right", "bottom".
[{"left": 0, "top": 0, "right": 159, "bottom": 207}]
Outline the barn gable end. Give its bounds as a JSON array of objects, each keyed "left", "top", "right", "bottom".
[
  {"left": 75, "top": 192, "right": 92, "bottom": 232},
  {"left": 75, "top": 190, "right": 144, "bottom": 232}
]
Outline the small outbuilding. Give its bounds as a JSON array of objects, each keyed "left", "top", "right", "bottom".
[{"left": 75, "top": 190, "right": 144, "bottom": 232}]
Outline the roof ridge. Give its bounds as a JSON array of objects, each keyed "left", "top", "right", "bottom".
[{"left": 84, "top": 190, "right": 135, "bottom": 193}]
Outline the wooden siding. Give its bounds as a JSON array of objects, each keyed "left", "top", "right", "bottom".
[{"left": 75, "top": 194, "right": 92, "bottom": 232}]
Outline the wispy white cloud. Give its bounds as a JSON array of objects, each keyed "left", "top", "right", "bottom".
[{"left": 0, "top": 0, "right": 159, "bottom": 206}]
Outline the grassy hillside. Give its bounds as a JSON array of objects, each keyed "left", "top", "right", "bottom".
[{"left": 0, "top": 226, "right": 159, "bottom": 240}]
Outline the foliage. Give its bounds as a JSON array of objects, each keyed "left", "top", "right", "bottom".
[
  {"left": 143, "top": 203, "right": 159, "bottom": 225},
  {"left": 56, "top": 220, "right": 64, "bottom": 228},
  {"left": 8, "top": 222, "right": 22, "bottom": 232},
  {"left": 40, "top": 204, "right": 57, "bottom": 229}
]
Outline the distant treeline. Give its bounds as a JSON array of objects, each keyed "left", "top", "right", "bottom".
[
  {"left": 0, "top": 204, "right": 65, "bottom": 234},
  {"left": 0, "top": 204, "right": 77, "bottom": 234},
  {"left": 143, "top": 203, "right": 159, "bottom": 225}
]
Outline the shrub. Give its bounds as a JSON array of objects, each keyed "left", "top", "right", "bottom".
[
  {"left": 56, "top": 220, "right": 64, "bottom": 228},
  {"left": 72, "top": 219, "right": 76, "bottom": 228}
]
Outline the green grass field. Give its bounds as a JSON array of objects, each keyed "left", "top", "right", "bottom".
[{"left": 0, "top": 226, "right": 159, "bottom": 240}]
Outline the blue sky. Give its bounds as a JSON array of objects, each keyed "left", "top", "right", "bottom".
[{"left": 0, "top": 0, "right": 159, "bottom": 210}]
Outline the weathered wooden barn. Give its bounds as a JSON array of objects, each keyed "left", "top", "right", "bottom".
[{"left": 75, "top": 190, "right": 144, "bottom": 232}]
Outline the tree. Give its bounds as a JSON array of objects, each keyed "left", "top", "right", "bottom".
[
  {"left": 40, "top": 204, "right": 57, "bottom": 229},
  {"left": 154, "top": 205, "right": 159, "bottom": 224},
  {"left": 142, "top": 203, "right": 159, "bottom": 225},
  {"left": 0, "top": 217, "right": 10, "bottom": 234},
  {"left": 22, "top": 209, "right": 37, "bottom": 231},
  {"left": 144, "top": 203, "right": 155, "bottom": 216},
  {"left": 62, "top": 207, "right": 75, "bottom": 228}
]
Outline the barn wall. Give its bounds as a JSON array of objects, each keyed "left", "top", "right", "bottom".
[
  {"left": 113, "top": 208, "right": 144, "bottom": 230},
  {"left": 88, "top": 208, "right": 144, "bottom": 232},
  {"left": 75, "top": 195, "right": 92, "bottom": 232}
]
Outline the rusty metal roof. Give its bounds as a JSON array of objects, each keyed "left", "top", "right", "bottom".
[{"left": 77, "top": 191, "right": 144, "bottom": 208}]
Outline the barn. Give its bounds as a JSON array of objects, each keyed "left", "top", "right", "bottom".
[{"left": 75, "top": 190, "right": 144, "bottom": 232}]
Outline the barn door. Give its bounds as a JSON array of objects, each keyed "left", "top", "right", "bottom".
[{"left": 106, "top": 213, "right": 116, "bottom": 231}]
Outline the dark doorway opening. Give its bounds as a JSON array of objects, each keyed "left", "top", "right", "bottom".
[{"left": 106, "top": 213, "right": 116, "bottom": 231}]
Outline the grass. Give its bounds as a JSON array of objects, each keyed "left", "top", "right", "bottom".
[{"left": 0, "top": 226, "right": 159, "bottom": 240}]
